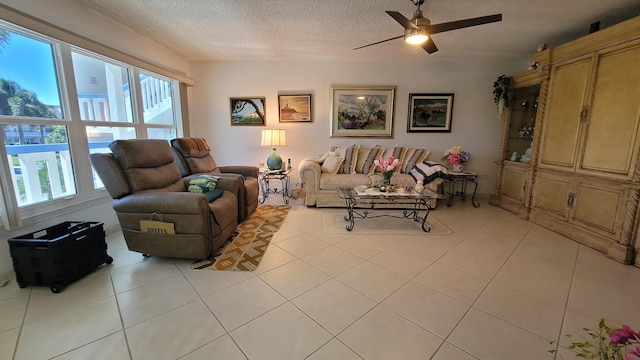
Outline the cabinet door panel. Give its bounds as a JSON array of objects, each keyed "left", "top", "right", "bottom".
[
  {"left": 571, "top": 181, "right": 627, "bottom": 239},
  {"left": 581, "top": 44, "right": 640, "bottom": 177},
  {"left": 531, "top": 172, "right": 571, "bottom": 220},
  {"left": 539, "top": 59, "right": 591, "bottom": 168},
  {"left": 501, "top": 166, "right": 526, "bottom": 201}
]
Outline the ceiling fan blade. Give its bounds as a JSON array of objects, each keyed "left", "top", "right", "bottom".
[
  {"left": 427, "top": 14, "right": 502, "bottom": 34},
  {"left": 421, "top": 38, "right": 438, "bottom": 53},
  {"left": 385, "top": 11, "right": 419, "bottom": 30},
  {"left": 353, "top": 35, "right": 404, "bottom": 50}
]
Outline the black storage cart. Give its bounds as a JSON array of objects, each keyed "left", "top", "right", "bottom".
[{"left": 9, "top": 221, "right": 113, "bottom": 293}]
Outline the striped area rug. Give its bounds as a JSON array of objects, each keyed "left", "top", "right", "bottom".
[{"left": 191, "top": 204, "right": 290, "bottom": 271}]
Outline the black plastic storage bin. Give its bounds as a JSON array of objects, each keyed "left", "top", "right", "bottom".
[{"left": 9, "top": 221, "right": 113, "bottom": 293}]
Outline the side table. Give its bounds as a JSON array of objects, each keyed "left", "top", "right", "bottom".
[
  {"left": 444, "top": 171, "right": 480, "bottom": 207},
  {"left": 259, "top": 168, "right": 293, "bottom": 204}
]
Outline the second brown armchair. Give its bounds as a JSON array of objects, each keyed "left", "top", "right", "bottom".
[{"left": 171, "top": 137, "right": 259, "bottom": 221}]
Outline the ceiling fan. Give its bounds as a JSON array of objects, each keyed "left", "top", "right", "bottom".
[{"left": 354, "top": 0, "right": 502, "bottom": 54}]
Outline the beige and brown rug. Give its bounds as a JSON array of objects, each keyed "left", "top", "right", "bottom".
[{"left": 191, "top": 204, "right": 290, "bottom": 271}]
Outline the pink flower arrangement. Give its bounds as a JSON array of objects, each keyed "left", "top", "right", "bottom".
[
  {"left": 441, "top": 145, "right": 471, "bottom": 165},
  {"left": 551, "top": 319, "right": 640, "bottom": 359},
  {"left": 374, "top": 156, "right": 401, "bottom": 181}
]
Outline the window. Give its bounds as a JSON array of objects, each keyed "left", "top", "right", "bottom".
[
  {"left": 0, "top": 22, "right": 183, "bottom": 228},
  {"left": 71, "top": 51, "right": 133, "bottom": 122}
]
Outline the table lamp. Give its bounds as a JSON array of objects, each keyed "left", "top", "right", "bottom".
[{"left": 261, "top": 129, "right": 287, "bottom": 170}]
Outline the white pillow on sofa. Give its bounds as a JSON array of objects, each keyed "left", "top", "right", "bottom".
[{"left": 321, "top": 154, "right": 344, "bottom": 174}]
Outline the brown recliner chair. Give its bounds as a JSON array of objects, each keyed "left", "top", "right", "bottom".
[
  {"left": 171, "top": 137, "right": 259, "bottom": 221},
  {"left": 89, "top": 139, "right": 238, "bottom": 259}
]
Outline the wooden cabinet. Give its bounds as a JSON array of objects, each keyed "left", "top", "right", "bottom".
[
  {"left": 539, "top": 42, "right": 640, "bottom": 179},
  {"left": 490, "top": 53, "right": 550, "bottom": 218},
  {"left": 529, "top": 17, "right": 640, "bottom": 265}
]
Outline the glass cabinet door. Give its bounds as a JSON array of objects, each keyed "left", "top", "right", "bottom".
[{"left": 504, "top": 84, "right": 540, "bottom": 163}]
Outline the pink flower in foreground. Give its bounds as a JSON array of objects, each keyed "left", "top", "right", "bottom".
[
  {"left": 609, "top": 325, "right": 640, "bottom": 345},
  {"left": 627, "top": 344, "right": 640, "bottom": 360},
  {"left": 447, "top": 153, "right": 461, "bottom": 165}
]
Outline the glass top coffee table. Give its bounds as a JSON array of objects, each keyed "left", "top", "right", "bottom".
[{"left": 337, "top": 187, "right": 444, "bottom": 232}]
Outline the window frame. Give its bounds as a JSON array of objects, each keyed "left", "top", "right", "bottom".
[{"left": 0, "top": 21, "right": 184, "bottom": 228}]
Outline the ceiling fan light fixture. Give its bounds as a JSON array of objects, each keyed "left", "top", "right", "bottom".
[{"left": 404, "top": 30, "right": 428, "bottom": 45}]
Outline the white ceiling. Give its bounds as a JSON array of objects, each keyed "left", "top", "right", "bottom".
[{"left": 76, "top": 0, "right": 640, "bottom": 62}]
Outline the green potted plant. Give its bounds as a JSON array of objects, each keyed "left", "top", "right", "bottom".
[{"left": 493, "top": 74, "right": 511, "bottom": 119}]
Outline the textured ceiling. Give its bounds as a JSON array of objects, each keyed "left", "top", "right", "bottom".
[{"left": 76, "top": 0, "right": 640, "bottom": 62}]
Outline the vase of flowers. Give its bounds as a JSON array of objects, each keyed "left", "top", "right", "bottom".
[
  {"left": 374, "top": 155, "right": 401, "bottom": 189},
  {"left": 442, "top": 146, "right": 470, "bottom": 173}
]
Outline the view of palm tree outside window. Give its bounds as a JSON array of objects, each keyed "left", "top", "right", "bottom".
[{"left": 0, "top": 22, "right": 181, "bottom": 224}]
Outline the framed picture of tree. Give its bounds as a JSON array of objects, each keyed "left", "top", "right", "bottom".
[
  {"left": 230, "top": 97, "right": 266, "bottom": 125},
  {"left": 330, "top": 85, "right": 396, "bottom": 138}
]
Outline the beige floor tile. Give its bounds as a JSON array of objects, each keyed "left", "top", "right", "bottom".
[
  {"left": 474, "top": 283, "right": 564, "bottom": 340},
  {"left": 567, "top": 284, "right": 640, "bottom": 328},
  {"left": 0, "top": 294, "right": 27, "bottom": 332},
  {"left": 338, "top": 305, "right": 443, "bottom": 360},
  {"left": 0, "top": 280, "right": 30, "bottom": 301},
  {"left": 383, "top": 280, "right": 470, "bottom": 338},
  {"left": 253, "top": 243, "right": 298, "bottom": 274},
  {"left": 126, "top": 300, "right": 225, "bottom": 360},
  {"left": 179, "top": 335, "right": 247, "bottom": 360},
  {"left": 492, "top": 255, "right": 573, "bottom": 306},
  {"left": 52, "top": 331, "right": 130, "bottom": 360},
  {"left": 230, "top": 303, "right": 332, "bottom": 360},
  {"left": 369, "top": 246, "right": 433, "bottom": 277},
  {"left": 110, "top": 256, "right": 181, "bottom": 294},
  {"left": 414, "top": 262, "right": 488, "bottom": 304},
  {"left": 203, "top": 276, "right": 286, "bottom": 331},
  {"left": 180, "top": 266, "right": 255, "bottom": 297},
  {"left": 0, "top": 328, "right": 19, "bottom": 360},
  {"left": 336, "top": 261, "right": 409, "bottom": 302},
  {"left": 431, "top": 342, "right": 478, "bottom": 360},
  {"left": 448, "top": 308, "right": 553, "bottom": 360},
  {"left": 306, "top": 338, "right": 362, "bottom": 360},
  {"left": 275, "top": 233, "right": 330, "bottom": 257},
  {"left": 437, "top": 247, "right": 505, "bottom": 280},
  {"left": 335, "top": 234, "right": 392, "bottom": 259},
  {"left": 293, "top": 279, "right": 377, "bottom": 334},
  {"left": 393, "top": 235, "right": 460, "bottom": 261},
  {"left": 306, "top": 228, "right": 356, "bottom": 245},
  {"left": 117, "top": 274, "right": 199, "bottom": 327},
  {"left": 258, "top": 259, "right": 330, "bottom": 299},
  {"left": 301, "top": 246, "right": 364, "bottom": 276},
  {"left": 573, "top": 246, "right": 640, "bottom": 303},
  {"left": 269, "top": 223, "right": 303, "bottom": 243},
  {"left": 15, "top": 297, "right": 122, "bottom": 360},
  {"left": 23, "top": 271, "right": 114, "bottom": 324}
]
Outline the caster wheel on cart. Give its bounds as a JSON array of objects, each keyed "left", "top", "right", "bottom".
[
  {"left": 104, "top": 256, "right": 114, "bottom": 264},
  {"left": 50, "top": 283, "right": 65, "bottom": 293}
]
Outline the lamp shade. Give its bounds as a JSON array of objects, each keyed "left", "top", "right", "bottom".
[
  {"left": 261, "top": 129, "right": 286, "bottom": 170},
  {"left": 261, "top": 129, "right": 287, "bottom": 147}
]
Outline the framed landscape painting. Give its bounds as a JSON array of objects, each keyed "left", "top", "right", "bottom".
[
  {"left": 407, "top": 93, "right": 454, "bottom": 132},
  {"left": 278, "top": 94, "right": 312, "bottom": 122},
  {"left": 330, "top": 85, "right": 396, "bottom": 138},
  {"left": 230, "top": 97, "right": 266, "bottom": 126}
]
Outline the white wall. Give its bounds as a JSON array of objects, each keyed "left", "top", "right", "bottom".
[{"left": 189, "top": 57, "right": 528, "bottom": 194}]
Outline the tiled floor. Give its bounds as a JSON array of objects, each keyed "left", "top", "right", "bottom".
[{"left": 2, "top": 196, "right": 640, "bottom": 360}]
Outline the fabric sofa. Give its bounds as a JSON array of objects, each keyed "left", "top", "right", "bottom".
[{"left": 299, "top": 144, "right": 444, "bottom": 208}]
